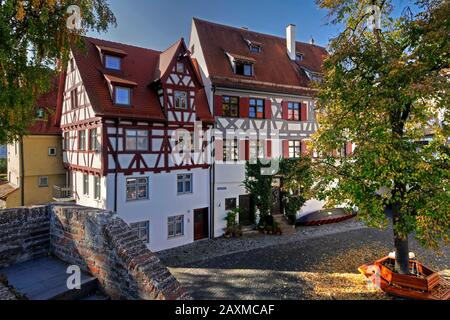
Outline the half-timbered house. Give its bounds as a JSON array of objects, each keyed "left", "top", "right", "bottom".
[
  {"left": 189, "top": 18, "right": 351, "bottom": 236},
  {"left": 57, "top": 37, "right": 214, "bottom": 251}
]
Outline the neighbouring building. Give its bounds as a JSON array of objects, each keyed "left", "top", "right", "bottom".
[
  {"left": 1, "top": 83, "right": 66, "bottom": 208},
  {"left": 189, "top": 18, "right": 351, "bottom": 237},
  {"left": 58, "top": 37, "right": 214, "bottom": 252}
]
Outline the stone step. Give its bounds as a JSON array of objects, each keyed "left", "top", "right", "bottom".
[{"left": 0, "top": 256, "right": 105, "bottom": 300}]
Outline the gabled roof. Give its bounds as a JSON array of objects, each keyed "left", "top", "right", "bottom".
[
  {"left": 193, "top": 18, "right": 328, "bottom": 95},
  {"left": 28, "top": 77, "right": 61, "bottom": 136},
  {"left": 71, "top": 37, "right": 212, "bottom": 122}
]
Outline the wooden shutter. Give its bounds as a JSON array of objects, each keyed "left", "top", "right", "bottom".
[
  {"left": 283, "top": 140, "right": 290, "bottom": 159},
  {"left": 301, "top": 141, "right": 308, "bottom": 156},
  {"left": 214, "top": 95, "right": 223, "bottom": 117},
  {"left": 266, "top": 140, "right": 272, "bottom": 158},
  {"left": 239, "top": 97, "right": 249, "bottom": 118},
  {"left": 346, "top": 142, "right": 353, "bottom": 156},
  {"left": 301, "top": 102, "right": 308, "bottom": 121},
  {"left": 215, "top": 139, "right": 223, "bottom": 161},
  {"left": 265, "top": 99, "right": 272, "bottom": 119},
  {"left": 282, "top": 101, "right": 289, "bottom": 120},
  {"left": 245, "top": 140, "right": 250, "bottom": 161}
]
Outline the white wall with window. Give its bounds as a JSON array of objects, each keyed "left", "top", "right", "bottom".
[
  {"left": 72, "top": 171, "right": 107, "bottom": 210},
  {"left": 105, "top": 168, "right": 210, "bottom": 252}
]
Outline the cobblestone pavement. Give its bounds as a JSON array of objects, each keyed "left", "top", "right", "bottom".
[
  {"left": 158, "top": 218, "right": 366, "bottom": 266},
  {"left": 161, "top": 222, "right": 449, "bottom": 300}
]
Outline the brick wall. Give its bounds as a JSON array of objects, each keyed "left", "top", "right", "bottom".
[
  {"left": 0, "top": 206, "right": 50, "bottom": 268},
  {"left": 0, "top": 204, "right": 190, "bottom": 300}
]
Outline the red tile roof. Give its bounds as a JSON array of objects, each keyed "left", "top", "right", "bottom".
[
  {"left": 28, "top": 77, "right": 61, "bottom": 136},
  {"left": 193, "top": 18, "right": 328, "bottom": 95},
  {"left": 72, "top": 37, "right": 213, "bottom": 122}
]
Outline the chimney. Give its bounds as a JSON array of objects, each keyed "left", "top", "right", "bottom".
[{"left": 286, "top": 24, "right": 296, "bottom": 61}]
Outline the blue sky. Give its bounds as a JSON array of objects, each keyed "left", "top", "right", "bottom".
[
  {"left": 87, "top": 0, "right": 419, "bottom": 51},
  {"left": 87, "top": 0, "right": 340, "bottom": 50}
]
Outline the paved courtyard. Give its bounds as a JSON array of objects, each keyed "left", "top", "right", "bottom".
[{"left": 158, "top": 220, "right": 449, "bottom": 300}]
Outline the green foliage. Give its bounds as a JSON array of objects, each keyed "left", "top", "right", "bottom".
[
  {"left": 314, "top": 0, "right": 449, "bottom": 250},
  {"left": 0, "top": 0, "right": 116, "bottom": 143},
  {"left": 243, "top": 160, "right": 273, "bottom": 226},
  {"left": 279, "top": 157, "right": 314, "bottom": 225},
  {"left": 0, "top": 158, "right": 6, "bottom": 174},
  {"left": 224, "top": 208, "right": 242, "bottom": 238}
]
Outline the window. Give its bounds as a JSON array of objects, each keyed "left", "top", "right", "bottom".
[
  {"left": 38, "top": 176, "right": 49, "bottom": 188},
  {"left": 78, "top": 130, "right": 86, "bottom": 151},
  {"left": 249, "top": 44, "right": 261, "bottom": 53},
  {"left": 126, "top": 177, "right": 149, "bottom": 201},
  {"left": 69, "top": 58, "right": 75, "bottom": 72},
  {"left": 249, "top": 98, "right": 265, "bottom": 119},
  {"left": 176, "top": 62, "right": 185, "bottom": 73},
  {"left": 130, "top": 221, "right": 150, "bottom": 244},
  {"left": 249, "top": 140, "right": 265, "bottom": 159},
  {"left": 104, "top": 55, "right": 121, "bottom": 70},
  {"left": 296, "top": 53, "right": 304, "bottom": 62},
  {"left": 70, "top": 88, "right": 78, "bottom": 109},
  {"left": 36, "top": 108, "right": 45, "bottom": 119},
  {"left": 174, "top": 91, "right": 188, "bottom": 109},
  {"left": 288, "top": 102, "right": 300, "bottom": 121},
  {"left": 168, "top": 215, "right": 184, "bottom": 238},
  {"left": 89, "top": 128, "right": 100, "bottom": 151},
  {"left": 177, "top": 174, "right": 193, "bottom": 195},
  {"left": 48, "top": 147, "right": 57, "bottom": 157},
  {"left": 222, "top": 96, "right": 239, "bottom": 117},
  {"left": 114, "top": 86, "right": 131, "bottom": 106},
  {"left": 223, "top": 139, "right": 238, "bottom": 161},
  {"left": 94, "top": 176, "right": 101, "bottom": 200},
  {"left": 125, "top": 130, "right": 148, "bottom": 151},
  {"left": 63, "top": 132, "right": 69, "bottom": 150},
  {"left": 235, "top": 61, "right": 253, "bottom": 76},
  {"left": 289, "top": 141, "right": 302, "bottom": 158},
  {"left": 83, "top": 174, "right": 89, "bottom": 196},
  {"left": 225, "top": 198, "right": 237, "bottom": 211}
]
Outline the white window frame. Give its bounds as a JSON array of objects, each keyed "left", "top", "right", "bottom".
[
  {"left": 130, "top": 221, "right": 150, "bottom": 244},
  {"left": 38, "top": 176, "right": 49, "bottom": 188},
  {"left": 126, "top": 177, "right": 149, "bottom": 201},
  {"left": 168, "top": 215, "right": 184, "bottom": 238},
  {"left": 104, "top": 54, "right": 121, "bottom": 70},
  {"left": 48, "top": 147, "right": 57, "bottom": 157},
  {"left": 94, "top": 176, "right": 101, "bottom": 200},
  {"left": 289, "top": 140, "right": 302, "bottom": 159},
  {"left": 223, "top": 139, "right": 239, "bottom": 161},
  {"left": 176, "top": 62, "right": 185, "bottom": 73},
  {"left": 89, "top": 128, "right": 100, "bottom": 151},
  {"left": 177, "top": 174, "right": 193, "bottom": 195},
  {"left": 78, "top": 130, "right": 86, "bottom": 151},
  {"left": 125, "top": 130, "right": 148, "bottom": 151},
  {"left": 114, "top": 86, "right": 131, "bottom": 106},
  {"left": 174, "top": 90, "right": 188, "bottom": 110}
]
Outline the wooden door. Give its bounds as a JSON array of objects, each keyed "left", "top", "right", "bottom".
[{"left": 194, "top": 208, "right": 208, "bottom": 241}]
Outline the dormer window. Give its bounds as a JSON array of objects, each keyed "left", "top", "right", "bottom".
[
  {"left": 105, "top": 55, "right": 121, "bottom": 70},
  {"left": 36, "top": 108, "right": 45, "bottom": 119},
  {"left": 296, "top": 53, "right": 304, "bottom": 62},
  {"left": 235, "top": 61, "right": 253, "bottom": 76},
  {"left": 250, "top": 44, "right": 261, "bottom": 53},
  {"left": 176, "top": 62, "right": 185, "bottom": 73},
  {"left": 174, "top": 90, "right": 188, "bottom": 109},
  {"left": 114, "top": 86, "right": 131, "bottom": 106}
]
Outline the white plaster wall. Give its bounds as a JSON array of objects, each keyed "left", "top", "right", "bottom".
[
  {"left": 105, "top": 168, "right": 210, "bottom": 252},
  {"left": 73, "top": 171, "right": 107, "bottom": 210}
]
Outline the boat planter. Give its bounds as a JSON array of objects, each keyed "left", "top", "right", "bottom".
[{"left": 374, "top": 256, "right": 440, "bottom": 292}]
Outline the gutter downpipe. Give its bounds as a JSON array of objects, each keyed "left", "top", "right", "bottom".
[
  {"left": 114, "top": 118, "right": 120, "bottom": 213},
  {"left": 19, "top": 136, "right": 25, "bottom": 206},
  {"left": 210, "top": 86, "right": 216, "bottom": 239}
]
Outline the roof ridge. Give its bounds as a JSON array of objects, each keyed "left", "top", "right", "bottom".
[
  {"left": 84, "top": 36, "right": 162, "bottom": 54},
  {"left": 192, "top": 17, "right": 326, "bottom": 50}
]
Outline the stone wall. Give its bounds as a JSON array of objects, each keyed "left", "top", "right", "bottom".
[
  {"left": 0, "top": 204, "right": 190, "bottom": 300},
  {"left": 0, "top": 206, "right": 50, "bottom": 268}
]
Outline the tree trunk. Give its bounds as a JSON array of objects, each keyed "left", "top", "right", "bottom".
[{"left": 392, "top": 206, "right": 410, "bottom": 274}]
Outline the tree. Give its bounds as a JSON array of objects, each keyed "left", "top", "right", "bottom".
[
  {"left": 243, "top": 159, "right": 273, "bottom": 227},
  {"left": 0, "top": 0, "right": 116, "bottom": 143},
  {"left": 313, "top": 0, "right": 449, "bottom": 274},
  {"left": 279, "top": 157, "right": 314, "bottom": 224}
]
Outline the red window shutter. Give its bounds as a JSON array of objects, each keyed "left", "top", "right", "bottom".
[
  {"left": 301, "top": 103, "right": 308, "bottom": 121},
  {"left": 282, "top": 101, "right": 289, "bottom": 120},
  {"left": 346, "top": 142, "right": 353, "bottom": 156},
  {"left": 265, "top": 99, "right": 272, "bottom": 119},
  {"left": 283, "top": 140, "right": 290, "bottom": 159},
  {"left": 266, "top": 140, "right": 272, "bottom": 158},
  {"left": 214, "top": 95, "right": 223, "bottom": 117},
  {"left": 239, "top": 139, "right": 247, "bottom": 161},
  {"left": 215, "top": 139, "right": 223, "bottom": 161},
  {"left": 245, "top": 140, "right": 250, "bottom": 161},
  {"left": 301, "top": 141, "right": 308, "bottom": 156},
  {"left": 239, "top": 97, "right": 249, "bottom": 118}
]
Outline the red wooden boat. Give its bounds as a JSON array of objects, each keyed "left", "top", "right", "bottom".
[{"left": 359, "top": 256, "right": 450, "bottom": 300}]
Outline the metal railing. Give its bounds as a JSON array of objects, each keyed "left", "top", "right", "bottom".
[{"left": 53, "top": 186, "right": 75, "bottom": 201}]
